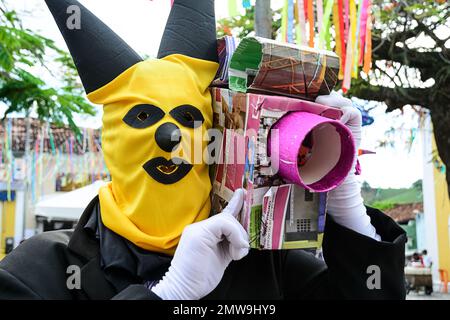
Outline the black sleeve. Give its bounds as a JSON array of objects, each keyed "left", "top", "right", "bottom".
[
  {"left": 0, "top": 231, "right": 75, "bottom": 300},
  {"left": 282, "top": 249, "right": 330, "bottom": 299},
  {"left": 283, "top": 207, "right": 407, "bottom": 300},
  {"left": 321, "top": 207, "right": 407, "bottom": 299},
  {"left": 0, "top": 268, "right": 42, "bottom": 299},
  {"left": 0, "top": 259, "right": 161, "bottom": 300},
  {"left": 0, "top": 232, "right": 162, "bottom": 300},
  {"left": 112, "top": 285, "right": 162, "bottom": 300}
]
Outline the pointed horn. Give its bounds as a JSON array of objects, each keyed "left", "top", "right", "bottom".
[
  {"left": 45, "top": 0, "right": 142, "bottom": 94},
  {"left": 158, "top": 0, "right": 218, "bottom": 62}
]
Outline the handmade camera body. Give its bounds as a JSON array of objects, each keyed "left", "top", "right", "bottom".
[{"left": 210, "top": 37, "right": 355, "bottom": 251}]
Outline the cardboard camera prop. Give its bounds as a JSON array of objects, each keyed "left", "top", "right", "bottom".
[
  {"left": 228, "top": 37, "right": 340, "bottom": 100},
  {"left": 210, "top": 37, "right": 355, "bottom": 251}
]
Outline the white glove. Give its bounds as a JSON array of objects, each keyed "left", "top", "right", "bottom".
[
  {"left": 151, "top": 189, "right": 250, "bottom": 300},
  {"left": 316, "top": 91, "right": 380, "bottom": 241}
]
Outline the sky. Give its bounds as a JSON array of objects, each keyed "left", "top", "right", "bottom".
[{"left": 1, "top": 0, "right": 424, "bottom": 189}]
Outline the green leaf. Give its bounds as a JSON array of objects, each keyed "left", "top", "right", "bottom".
[{"left": 0, "top": 3, "right": 97, "bottom": 133}]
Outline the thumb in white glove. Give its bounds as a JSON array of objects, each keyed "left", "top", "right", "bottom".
[
  {"left": 316, "top": 91, "right": 380, "bottom": 241},
  {"left": 151, "top": 189, "right": 250, "bottom": 300}
]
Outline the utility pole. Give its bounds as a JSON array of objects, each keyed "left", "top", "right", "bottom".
[{"left": 254, "top": 0, "right": 272, "bottom": 38}]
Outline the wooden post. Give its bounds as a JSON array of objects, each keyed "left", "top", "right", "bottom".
[{"left": 255, "top": 0, "right": 272, "bottom": 39}]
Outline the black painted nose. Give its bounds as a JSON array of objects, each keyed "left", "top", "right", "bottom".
[{"left": 155, "top": 122, "right": 181, "bottom": 152}]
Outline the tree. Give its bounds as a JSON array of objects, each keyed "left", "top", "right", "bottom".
[
  {"left": 362, "top": 181, "right": 372, "bottom": 191},
  {"left": 0, "top": 1, "right": 95, "bottom": 134},
  {"left": 217, "top": 6, "right": 281, "bottom": 39},
  {"left": 216, "top": 0, "right": 450, "bottom": 194},
  {"left": 349, "top": 0, "right": 450, "bottom": 196},
  {"left": 412, "top": 179, "right": 423, "bottom": 192}
]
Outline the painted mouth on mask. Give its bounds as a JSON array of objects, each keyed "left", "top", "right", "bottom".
[{"left": 143, "top": 157, "right": 193, "bottom": 184}]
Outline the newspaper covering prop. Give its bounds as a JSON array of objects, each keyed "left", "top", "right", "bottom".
[
  {"left": 210, "top": 88, "right": 355, "bottom": 251},
  {"left": 213, "top": 36, "right": 239, "bottom": 86},
  {"left": 228, "top": 37, "right": 340, "bottom": 100}
]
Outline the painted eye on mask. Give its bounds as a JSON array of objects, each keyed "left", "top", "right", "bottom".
[
  {"left": 123, "top": 104, "right": 165, "bottom": 129},
  {"left": 169, "top": 105, "right": 204, "bottom": 129}
]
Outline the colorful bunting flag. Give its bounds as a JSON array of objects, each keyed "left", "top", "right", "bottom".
[
  {"left": 289, "top": 0, "right": 372, "bottom": 88},
  {"left": 225, "top": 0, "right": 373, "bottom": 90}
]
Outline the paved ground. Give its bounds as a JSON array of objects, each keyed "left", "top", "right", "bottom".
[{"left": 407, "top": 291, "right": 450, "bottom": 300}]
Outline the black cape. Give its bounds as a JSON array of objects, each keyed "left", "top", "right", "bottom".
[{"left": 0, "top": 196, "right": 406, "bottom": 300}]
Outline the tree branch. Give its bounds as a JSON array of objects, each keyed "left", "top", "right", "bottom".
[
  {"left": 372, "top": 33, "right": 443, "bottom": 70},
  {"left": 348, "top": 80, "right": 432, "bottom": 112},
  {"left": 374, "top": 63, "right": 402, "bottom": 87},
  {"left": 373, "top": 27, "right": 421, "bottom": 49},
  {"left": 415, "top": 20, "right": 448, "bottom": 53}
]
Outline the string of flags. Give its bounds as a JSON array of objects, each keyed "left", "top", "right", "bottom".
[
  {"left": 0, "top": 119, "right": 108, "bottom": 203},
  {"left": 160, "top": 0, "right": 372, "bottom": 92},
  {"left": 225, "top": 0, "right": 372, "bottom": 92}
]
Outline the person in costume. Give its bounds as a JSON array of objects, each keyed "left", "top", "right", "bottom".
[{"left": 0, "top": 0, "right": 406, "bottom": 300}]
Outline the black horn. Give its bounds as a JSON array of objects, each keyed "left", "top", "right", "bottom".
[
  {"left": 157, "top": 0, "right": 218, "bottom": 63},
  {"left": 45, "top": 0, "right": 143, "bottom": 94}
]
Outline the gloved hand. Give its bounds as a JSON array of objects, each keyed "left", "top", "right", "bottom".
[
  {"left": 151, "top": 189, "right": 250, "bottom": 300},
  {"left": 316, "top": 91, "right": 380, "bottom": 241}
]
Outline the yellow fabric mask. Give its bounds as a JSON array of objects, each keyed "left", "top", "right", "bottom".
[
  {"left": 88, "top": 55, "right": 218, "bottom": 255},
  {"left": 46, "top": 0, "right": 220, "bottom": 255}
]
